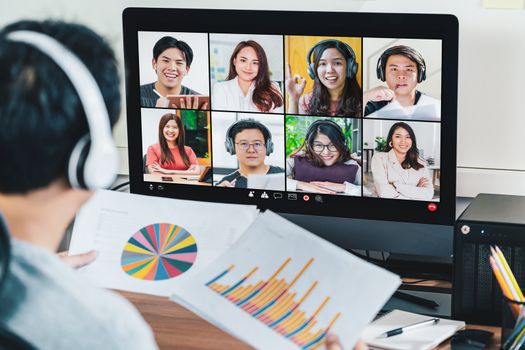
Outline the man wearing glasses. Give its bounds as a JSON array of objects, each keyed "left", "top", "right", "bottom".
[{"left": 218, "top": 119, "right": 284, "bottom": 188}]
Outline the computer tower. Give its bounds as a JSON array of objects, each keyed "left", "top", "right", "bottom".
[{"left": 452, "top": 194, "right": 525, "bottom": 326}]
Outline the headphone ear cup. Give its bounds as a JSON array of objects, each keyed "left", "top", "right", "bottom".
[
  {"left": 266, "top": 139, "right": 274, "bottom": 156},
  {"left": 376, "top": 55, "right": 385, "bottom": 81},
  {"left": 307, "top": 63, "right": 316, "bottom": 80},
  {"left": 347, "top": 60, "right": 358, "bottom": 80},
  {"left": 418, "top": 67, "right": 426, "bottom": 83},
  {"left": 68, "top": 135, "right": 91, "bottom": 189},
  {"left": 224, "top": 137, "right": 235, "bottom": 155}
]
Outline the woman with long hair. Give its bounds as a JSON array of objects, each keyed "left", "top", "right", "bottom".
[
  {"left": 211, "top": 40, "right": 284, "bottom": 113},
  {"left": 371, "top": 121, "right": 434, "bottom": 200},
  {"left": 146, "top": 113, "right": 200, "bottom": 174},
  {"left": 286, "top": 40, "right": 362, "bottom": 117},
  {"left": 286, "top": 119, "right": 361, "bottom": 196}
]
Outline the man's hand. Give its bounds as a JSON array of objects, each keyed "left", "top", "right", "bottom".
[
  {"left": 363, "top": 86, "right": 395, "bottom": 104},
  {"left": 58, "top": 250, "right": 98, "bottom": 269}
]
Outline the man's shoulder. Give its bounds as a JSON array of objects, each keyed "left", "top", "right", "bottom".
[
  {"left": 220, "top": 170, "right": 240, "bottom": 183},
  {"left": 365, "top": 100, "right": 388, "bottom": 116},
  {"left": 2, "top": 240, "right": 157, "bottom": 349},
  {"left": 268, "top": 165, "right": 284, "bottom": 174},
  {"left": 181, "top": 85, "right": 201, "bottom": 95},
  {"left": 140, "top": 82, "right": 155, "bottom": 93}
]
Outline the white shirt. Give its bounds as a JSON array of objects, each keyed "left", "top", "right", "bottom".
[
  {"left": 211, "top": 77, "right": 284, "bottom": 113},
  {"left": 371, "top": 149, "right": 434, "bottom": 200}
]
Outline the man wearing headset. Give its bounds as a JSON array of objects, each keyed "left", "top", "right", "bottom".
[
  {"left": 0, "top": 21, "right": 157, "bottom": 349},
  {"left": 363, "top": 45, "right": 440, "bottom": 120},
  {"left": 217, "top": 119, "right": 284, "bottom": 189}
]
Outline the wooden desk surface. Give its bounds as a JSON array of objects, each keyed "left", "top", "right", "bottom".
[{"left": 120, "top": 291, "right": 501, "bottom": 350}]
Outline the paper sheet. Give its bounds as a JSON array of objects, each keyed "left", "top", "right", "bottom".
[
  {"left": 368, "top": 99, "right": 440, "bottom": 121},
  {"left": 171, "top": 211, "right": 401, "bottom": 350},
  {"left": 69, "top": 190, "right": 259, "bottom": 296},
  {"left": 361, "top": 309, "right": 465, "bottom": 350}
]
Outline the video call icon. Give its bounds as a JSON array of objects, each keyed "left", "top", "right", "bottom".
[
  {"left": 288, "top": 193, "right": 297, "bottom": 201},
  {"left": 261, "top": 192, "right": 269, "bottom": 199},
  {"left": 273, "top": 193, "right": 283, "bottom": 199},
  {"left": 149, "top": 184, "right": 154, "bottom": 191},
  {"left": 314, "top": 195, "right": 323, "bottom": 203},
  {"left": 248, "top": 191, "right": 255, "bottom": 198},
  {"left": 303, "top": 195, "right": 310, "bottom": 202}
]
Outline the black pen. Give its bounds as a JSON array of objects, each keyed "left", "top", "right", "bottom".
[{"left": 377, "top": 318, "right": 440, "bottom": 338}]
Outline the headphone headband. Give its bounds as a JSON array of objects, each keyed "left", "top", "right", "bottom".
[
  {"left": 224, "top": 119, "right": 274, "bottom": 156},
  {"left": 306, "top": 39, "right": 358, "bottom": 80},
  {"left": 305, "top": 119, "right": 347, "bottom": 146},
  {"left": 6, "top": 31, "right": 118, "bottom": 190}
]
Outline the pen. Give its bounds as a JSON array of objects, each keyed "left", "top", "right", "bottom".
[
  {"left": 377, "top": 318, "right": 440, "bottom": 338},
  {"left": 152, "top": 88, "right": 163, "bottom": 98}
]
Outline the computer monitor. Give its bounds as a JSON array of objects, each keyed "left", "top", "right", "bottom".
[{"left": 123, "top": 8, "right": 458, "bottom": 261}]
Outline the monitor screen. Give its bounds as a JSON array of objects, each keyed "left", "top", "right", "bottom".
[{"left": 124, "top": 8, "right": 458, "bottom": 227}]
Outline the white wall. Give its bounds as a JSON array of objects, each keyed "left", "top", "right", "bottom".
[{"left": 2, "top": 0, "right": 524, "bottom": 197}]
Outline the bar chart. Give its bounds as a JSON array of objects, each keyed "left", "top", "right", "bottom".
[{"left": 206, "top": 257, "right": 341, "bottom": 350}]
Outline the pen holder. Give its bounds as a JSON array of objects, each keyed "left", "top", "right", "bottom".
[{"left": 501, "top": 297, "right": 525, "bottom": 350}]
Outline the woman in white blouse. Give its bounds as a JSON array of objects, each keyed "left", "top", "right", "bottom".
[
  {"left": 371, "top": 121, "right": 434, "bottom": 200},
  {"left": 212, "top": 40, "right": 284, "bottom": 113}
]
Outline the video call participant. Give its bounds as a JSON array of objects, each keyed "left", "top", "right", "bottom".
[
  {"left": 371, "top": 122, "right": 434, "bottom": 200},
  {"left": 363, "top": 45, "right": 440, "bottom": 119},
  {"left": 146, "top": 113, "right": 200, "bottom": 175},
  {"left": 217, "top": 119, "right": 284, "bottom": 188},
  {"left": 212, "top": 40, "right": 284, "bottom": 113},
  {"left": 0, "top": 20, "right": 157, "bottom": 349},
  {"left": 286, "top": 119, "right": 361, "bottom": 195},
  {"left": 286, "top": 39, "right": 362, "bottom": 117},
  {"left": 140, "top": 36, "right": 204, "bottom": 109}
]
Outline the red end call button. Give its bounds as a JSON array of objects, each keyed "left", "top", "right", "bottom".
[
  {"left": 427, "top": 203, "right": 438, "bottom": 212},
  {"left": 303, "top": 195, "right": 310, "bottom": 201}
]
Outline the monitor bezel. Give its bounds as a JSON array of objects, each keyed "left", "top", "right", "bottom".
[{"left": 123, "top": 8, "right": 458, "bottom": 226}]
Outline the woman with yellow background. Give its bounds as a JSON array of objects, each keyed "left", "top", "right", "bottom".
[{"left": 285, "top": 36, "right": 362, "bottom": 117}]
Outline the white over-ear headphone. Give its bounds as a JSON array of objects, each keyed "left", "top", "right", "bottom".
[{"left": 6, "top": 30, "right": 118, "bottom": 190}]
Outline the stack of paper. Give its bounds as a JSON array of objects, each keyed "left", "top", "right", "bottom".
[{"left": 171, "top": 211, "right": 401, "bottom": 350}]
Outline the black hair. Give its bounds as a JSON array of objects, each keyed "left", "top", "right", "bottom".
[
  {"left": 309, "top": 40, "right": 362, "bottom": 117},
  {"left": 0, "top": 20, "right": 121, "bottom": 194},
  {"left": 291, "top": 120, "right": 351, "bottom": 168},
  {"left": 228, "top": 119, "right": 271, "bottom": 144},
  {"left": 153, "top": 36, "right": 193, "bottom": 67},
  {"left": 379, "top": 45, "right": 425, "bottom": 81},
  {"left": 384, "top": 121, "right": 424, "bottom": 171}
]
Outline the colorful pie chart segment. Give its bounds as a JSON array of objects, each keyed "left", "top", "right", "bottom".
[{"left": 121, "top": 223, "right": 197, "bottom": 281}]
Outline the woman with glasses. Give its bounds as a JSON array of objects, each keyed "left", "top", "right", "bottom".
[
  {"left": 146, "top": 112, "right": 200, "bottom": 175},
  {"left": 217, "top": 119, "right": 284, "bottom": 188},
  {"left": 286, "top": 119, "right": 361, "bottom": 195}
]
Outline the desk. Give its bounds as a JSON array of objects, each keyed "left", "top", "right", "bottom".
[
  {"left": 120, "top": 291, "right": 501, "bottom": 350},
  {"left": 143, "top": 173, "right": 211, "bottom": 186}
]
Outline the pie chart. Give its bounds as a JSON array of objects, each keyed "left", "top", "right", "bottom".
[{"left": 121, "top": 223, "right": 197, "bottom": 281}]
